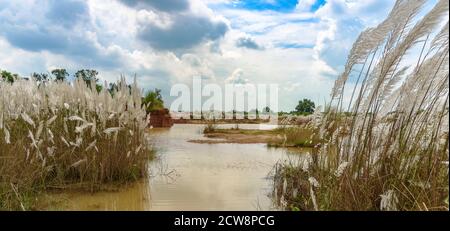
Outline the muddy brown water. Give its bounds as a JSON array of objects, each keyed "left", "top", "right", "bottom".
[{"left": 44, "top": 124, "right": 309, "bottom": 210}]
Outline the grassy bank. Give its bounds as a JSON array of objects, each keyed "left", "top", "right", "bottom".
[
  {"left": 0, "top": 78, "right": 153, "bottom": 210},
  {"left": 195, "top": 124, "right": 319, "bottom": 147},
  {"left": 268, "top": 126, "right": 320, "bottom": 148},
  {"left": 174, "top": 118, "right": 270, "bottom": 124},
  {"left": 273, "top": 0, "right": 449, "bottom": 211}
]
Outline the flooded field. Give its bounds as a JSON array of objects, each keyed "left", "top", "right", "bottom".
[{"left": 44, "top": 124, "right": 308, "bottom": 210}]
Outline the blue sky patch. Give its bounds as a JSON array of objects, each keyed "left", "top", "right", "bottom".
[
  {"left": 290, "top": 18, "right": 320, "bottom": 23},
  {"left": 276, "top": 42, "right": 314, "bottom": 49},
  {"left": 310, "top": 0, "right": 326, "bottom": 12},
  {"left": 231, "top": 0, "right": 326, "bottom": 12},
  {"left": 233, "top": 0, "right": 299, "bottom": 12}
]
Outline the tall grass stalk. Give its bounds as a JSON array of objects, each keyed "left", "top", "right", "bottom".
[
  {"left": 273, "top": 0, "right": 449, "bottom": 211},
  {"left": 0, "top": 77, "right": 152, "bottom": 210}
]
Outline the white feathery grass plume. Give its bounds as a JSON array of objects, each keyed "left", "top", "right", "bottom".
[
  {"left": 0, "top": 113, "right": 3, "bottom": 129},
  {"left": 331, "top": 28, "right": 373, "bottom": 98},
  {"left": 68, "top": 115, "right": 85, "bottom": 122},
  {"left": 394, "top": 0, "right": 448, "bottom": 66},
  {"left": 28, "top": 130, "right": 38, "bottom": 149},
  {"left": 379, "top": 66, "right": 409, "bottom": 103},
  {"left": 21, "top": 112, "right": 35, "bottom": 128},
  {"left": 47, "top": 147, "right": 55, "bottom": 156},
  {"left": 334, "top": 161, "right": 349, "bottom": 177},
  {"left": 91, "top": 119, "right": 96, "bottom": 136},
  {"left": 398, "top": 50, "right": 448, "bottom": 114},
  {"left": 135, "top": 144, "right": 142, "bottom": 154},
  {"left": 75, "top": 123, "right": 93, "bottom": 134},
  {"left": 47, "top": 128, "right": 54, "bottom": 143},
  {"left": 282, "top": 178, "right": 288, "bottom": 195},
  {"left": 3, "top": 127, "right": 10, "bottom": 144},
  {"left": 63, "top": 119, "right": 68, "bottom": 134},
  {"left": 431, "top": 21, "right": 449, "bottom": 49},
  {"left": 70, "top": 137, "right": 83, "bottom": 147},
  {"left": 353, "top": 0, "right": 426, "bottom": 110},
  {"left": 385, "top": 0, "right": 427, "bottom": 46},
  {"left": 292, "top": 188, "right": 298, "bottom": 199},
  {"left": 380, "top": 190, "right": 399, "bottom": 211},
  {"left": 361, "top": 0, "right": 448, "bottom": 115},
  {"left": 301, "top": 154, "right": 312, "bottom": 172},
  {"left": 331, "top": 0, "right": 426, "bottom": 99},
  {"left": 70, "top": 159, "right": 87, "bottom": 168},
  {"left": 104, "top": 127, "right": 122, "bottom": 134},
  {"left": 61, "top": 136, "right": 70, "bottom": 147},
  {"left": 85, "top": 140, "right": 97, "bottom": 152},
  {"left": 119, "top": 112, "right": 127, "bottom": 125},
  {"left": 35, "top": 121, "right": 44, "bottom": 140},
  {"left": 41, "top": 157, "right": 46, "bottom": 168},
  {"left": 46, "top": 115, "right": 57, "bottom": 126},
  {"left": 279, "top": 195, "right": 287, "bottom": 208},
  {"left": 308, "top": 177, "right": 320, "bottom": 188},
  {"left": 308, "top": 177, "right": 320, "bottom": 211},
  {"left": 26, "top": 149, "right": 30, "bottom": 161}
]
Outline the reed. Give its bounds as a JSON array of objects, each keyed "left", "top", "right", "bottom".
[
  {"left": 269, "top": 125, "right": 320, "bottom": 148},
  {"left": 0, "top": 77, "right": 153, "bottom": 210},
  {"left": 273, "top": 0, "right": 449, "bottom": 211},
  {"left": 203, "top": 121, "right": 218, "bottom": 134}
]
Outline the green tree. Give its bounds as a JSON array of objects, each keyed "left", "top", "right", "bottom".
[
  {"left": 51, "top": 69, "right": 69, "bottom": 82},
  {"left": 95, "top": 84, "right": 103, "bottom": 93},
  {"left": 108, "top": 82, "right": 119, "bottom": 96},
  {"left": 0, "top": 70, "right": 16, "bottom": 83},
  {"left": 142, "top": 88, "right": 164, "bottom": 113},
  {"left": 295, "top": 99, "right": 315, "bottom": 115},
  {"left": 31, "top": 72, "right": 50, "bottom": 83},
  {"left": 75, "top": 69, "right": 99, "bottom": 87}
]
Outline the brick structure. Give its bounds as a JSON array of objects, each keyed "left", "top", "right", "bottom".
[{"left": 149, "top": 108, "right": 174, "bottom": 128}]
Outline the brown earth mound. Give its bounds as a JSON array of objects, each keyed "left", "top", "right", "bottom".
[{"left": 149, "top": 109, "right": 173, "bottom": 128}]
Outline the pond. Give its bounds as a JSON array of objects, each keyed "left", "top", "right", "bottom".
[{"left": 44, "top": 124, "right": 309, "bottom": 210}]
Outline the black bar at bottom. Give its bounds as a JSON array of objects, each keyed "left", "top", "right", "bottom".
[{"left": 0, "top": 211, "right": 447, "bottom": 230}]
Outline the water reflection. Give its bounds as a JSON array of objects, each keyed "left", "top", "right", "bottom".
[{"left": 46, "top": 124, "right": 309, "bottom": 211}]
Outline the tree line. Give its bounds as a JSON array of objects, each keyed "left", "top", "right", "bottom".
[
  {"left": 1, "top": 68, "right": 86, "bottom": 83},
  {"left": 2, "top": 68, "right": 315, "bottom": 115},
  {"left": 278, "top": 98, "right": 316, "bottom": 116},
  {"left": 1, "top": 68, "right": 105, "bottom": 92},
  {"left": 1, "top": 67, "right": 165, "bottom": 113}
]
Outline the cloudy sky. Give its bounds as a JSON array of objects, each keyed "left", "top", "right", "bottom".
[{"left": 0, "top": 0, "right": 436, "bottom": 111}]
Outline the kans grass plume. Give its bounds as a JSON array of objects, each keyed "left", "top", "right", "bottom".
[
  {"left": 0, "top": 77, "right": 152, "bottom": 210},
  {"left": 273, "top": 0, "right": 449, "bottom": 211}
]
